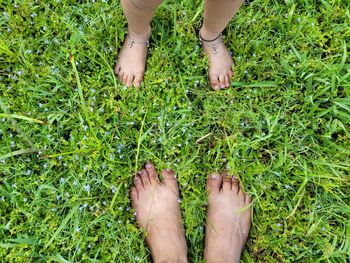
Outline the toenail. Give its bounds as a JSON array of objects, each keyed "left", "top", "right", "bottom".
[
  {"left": 166, "top": 168, "right": 172, "bottom": 172},
  {"left": 210, "top": 173, "right": 218, "bottom": 179},
  {"left": 146, "top": 163, "right": 152, "bottom": 168}
]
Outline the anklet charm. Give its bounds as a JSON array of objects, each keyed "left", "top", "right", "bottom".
[
  {"left": 128, "top": 40, "right": 134, "bottom": 47},
  {"left": 199, "top": 32, "right": 223, "bottom": 54},
  {"left": 127, "top": 38, "right": 150, "bottom": 48}
]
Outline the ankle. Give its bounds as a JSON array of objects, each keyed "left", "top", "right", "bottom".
[
  {"left": 128, "top": 26, "right": 152, "bottom": 40},
  {"left": 199, "top": 25, "right": 220, "bottom": 41}
]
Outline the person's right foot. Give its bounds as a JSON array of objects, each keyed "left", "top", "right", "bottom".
[
  {"left": 130, "top": 162, "right": 188, "bottom": 263},
  {"left": 205, "top": 173, "right": 252, "bottom": 263}
]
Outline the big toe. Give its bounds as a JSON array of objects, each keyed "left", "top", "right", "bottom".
[
  {"left": 206, "top": 173, "right": 223, "bottom": 194},
  {"left": 210, "top": 75, "right": 220, "bottom": 90}
]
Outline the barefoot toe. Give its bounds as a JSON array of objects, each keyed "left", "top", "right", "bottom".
[
  {"left": 224, "top": 75, "right": 230, "bottom": 87},
  {"left": 139, "top": 169, "right": 150, "bottom": 186},
  {"left": 210, "top": 76, "right": 220, "bottom": 90},
  {"left": 228, "top": 70, "right": 233, "bottom": 78},
  {"left": 122, "top": 73, "right": 129, "bottom": 85},
  {"left": 134, "top": 72, "right": 144, "bottom": 87},
  {"left": 115, "top": 64, "right": 121, "bottom": 74},
  {"left": 231, "top": 176, "right": 240, "bottom": 193},
  {"left": 133, "top": 175, "right": 143, "bottom": 191},
  {"left": 238, "top": 182, "right": 246, "bottom": 198},
  {"left": 162, "top": 169, "right": 178, "bottom": 194},
  {"left": 126, "top": 75, "right": 133, "bottom": 87},
  {"left": 206, "top": 173, "right": 223, "bottom": 194},
  {"left": 222, "top": 173, "right": 232, "bottom": 191},
  {"left": 219, "top": 75, "right": 226, "bottom": 89},
  {"left": 118, "top": 71, "right": 124, "bottom": 81},
  {"left": 145, "top": 162, "right": 159, "bottom": 183},
  {"left": 130, "top": 187, "right": 138, "bottom": 203},
  {"left": 245, "top": 194, "right": 252, "bottom": 204}
]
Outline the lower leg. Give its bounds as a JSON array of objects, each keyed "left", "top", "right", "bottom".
[
  {"left": 201, "top": 0, "right": 244, "bottom": 39},
  {"left": 121, "top": 0, "right": 162, "bottom": 37}
]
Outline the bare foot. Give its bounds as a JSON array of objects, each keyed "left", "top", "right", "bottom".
[
  {"left": 200, "top": 28, "right": 234, "bottom": 90},
  {"left": 130, "top": 162, "right": 188, "bottom": 263},
  {"left": 115, "top": 28, "right": 150, "bottom": 87},
  {"left": 205, "top": 173, "right": 252, "bottom": 263}
]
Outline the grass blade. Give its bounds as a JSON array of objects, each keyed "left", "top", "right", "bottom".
[
  {"left": 0, "top": 148, "right": 43, "bottom": 160},
  {"left": 0, "top": 113, "right": 46, "bottom": 124},
  {"left": 44, "top": 205, "right": 79, "bottom": 249}
]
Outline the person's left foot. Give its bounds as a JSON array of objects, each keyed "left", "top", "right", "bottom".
[
  {"left": 130, "top": 162, "right": 188, "bottom": 263},
  {"left": 200, "top": 27, "right": 234, "bottom": 90},
  {"left": 115, "top": 28, "right": 150, "bottom": 87}
]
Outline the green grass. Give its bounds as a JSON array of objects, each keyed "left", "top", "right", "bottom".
[{"left": 1, "top": 0, "right": 350, "bottom": 261}]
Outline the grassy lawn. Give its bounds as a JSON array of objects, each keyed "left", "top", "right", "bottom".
[{"left": 1, "top": 0, "right": 350, "bottom": 261}]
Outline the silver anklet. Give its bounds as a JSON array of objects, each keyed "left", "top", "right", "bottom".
[
  {"left": 127, "top": 36, "right": 150, "bottom": 48},
  {"left": 199, "top": 32, "right": 223, "bottom": 54}
]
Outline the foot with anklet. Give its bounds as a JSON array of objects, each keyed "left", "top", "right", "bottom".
[
  {"left": 115, "top": 28, "right": 150, "bottom": 87},
  {"left": 199, "top": 27, "right": 234, "bottom": 90}
]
